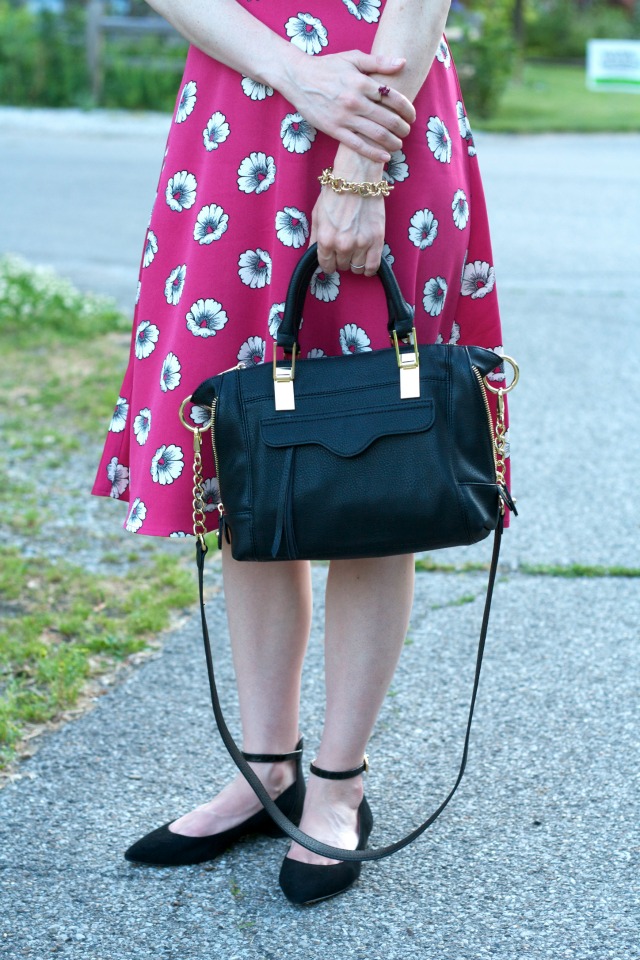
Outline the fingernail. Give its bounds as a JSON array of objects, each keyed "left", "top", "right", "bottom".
[{"left": 391, "top": 58, "right": 404, "bottom": 67}]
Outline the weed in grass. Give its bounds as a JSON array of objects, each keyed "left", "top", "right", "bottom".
[{"left": 431, "top": 593, "right": 477, "bottom": 611}]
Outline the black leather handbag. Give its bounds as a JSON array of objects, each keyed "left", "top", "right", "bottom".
[
  {"left": 180, "top": 244, "right": 518, "bottom": 862},
  {"left": 186, "top": 245, "right": 514, "bottom": 561}
]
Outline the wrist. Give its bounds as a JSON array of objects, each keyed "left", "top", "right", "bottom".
[{"left": 331, "top": 146, "right": 385, "bottom": 184}]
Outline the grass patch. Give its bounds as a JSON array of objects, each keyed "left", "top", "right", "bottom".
[
  {"left": 0, "top": 257, "right": 207, "bottom": 772},
  {"left": 415, "top": 557, "right": 488, "bottom": 574},
  {"left": 519, "top": 563, "right": 640, "bottom": 579},
  {"left": 475, "top": 63, "right": 640, "bottom": 133},
  {"left": 0, "top": 548, "right": 196, "bottom": 768}
]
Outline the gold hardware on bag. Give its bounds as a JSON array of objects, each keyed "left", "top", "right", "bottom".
[
  {"left": 392, "top": 327, "right": 421, "bottom": 400},
  {"left": 482, "top": 355, "right": 519, "bottom": 515},
  {"left": 273, "top": 344, "right": 297, "bottom": 411},
  {"left": 191, "top": 427, "right": 208, "bottom": 549}
]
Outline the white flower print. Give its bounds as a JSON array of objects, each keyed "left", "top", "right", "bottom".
[
  {"left": 503, "top": 428, "right": 511, "bottom": 459},
  {"left": 166, "top": 170, "right": 197, "bottom": 212},
  {"left": 143, "top": 230, "right": 158, "bottom": 268},
  {"left": 169, "top": 531, "right": 191, "bottom": 538},
  {"left": 165, "top": 264, "right": 187, "bottom": 305},
  {"left": 134, "top": 320, "right": 159, "bottom": 360},
  {"left": 203, "top": 111, "right": 230, "bottom": 151},
  {"left": 193, "top": 204, "right": 229, "bottom": 245},
  {"left": 241, "top": 76, "right": 274, "bottom": 101},
  {"left": 202, "top": 478, "right": 221, "bottom": 512},
  {"left": 408, "top": 209, "right": 438, "bottom": 250},
  {"left": 487, "top": 346, "right": 506, "bottom": 383},
  {"left": 186, "top": 298, "right": 229, "bottom": 338},
  {"left": 237, "top": 336, "right": 266, "bottom": 367},
  {"left": 461, "top": 260, "right": 496, "bottom": 300},
  {"left": 126, "top": 498, "right": 147, "bottom": 533},
  {"left": 190, "top": 404, "right": 212, "bottom": 427},
  {"left": 280, "top": 113, "right": 317, "bottom": 154},
  {"left": 456, "top": 101, "right": 476, "bottom": 156},
  {"left": 340, "top": 324, "right": 372, "bottom": 355},
  {"left": 135, "top": 280, "right": 141, "bottom": 305},
  {"left": 160, "top": 352, "right": 182, "bottom": 393},
  {"left": 436, "top": 321, "right": 461, "bottom": 345},
  {"left": 107, "top": 456, "right": 129, "bottom": 499},
  {"left": 452, "top": 190, "right": 470, "bottom": 230},
  {"left": 275, "top": 206, "right": 309, "bottom": 249},
  {"left": 436, "top": 37, "right": 451, "bottom": 68},
  {"left": 342, "top": 0, "right": 381, "bottom": 22},
  {"left": 383, "top": 150, "right": 409, "bottom": 185},
  {"left": 382, "top": 243, "right": 394, "bottom": 267},
  {"left": 151, "top": 444, "right": 184, "bottom": 485},
  {"left": 423, "top": 277, "right": 448, "bottom": 317},
  {"left": 176, "top": 80, "right": 197, "bottom": 123},
  {"left": 237, "top": 152, "right": 276, "bottom": 195},
  {"left": 268, "top": 302, "right": 285, "bottom": 339},
  {"left": 109, "top": 396, "right": 128, "bottom": 434},
  {"left": 238, "top": 249, "right": 272, "bottom": 289},
  {"left": 307, "top": 348, "right": 326, "bottom": 359},
  {"left": 285, "top": 14, "right": 328, "bottom": 55},
  {"left": 133, "top": 407, "right": 152, "bottom": 446},
  {"left": 310, "top": 268, "right": 340, "bottom": 302},
  {"left": 427, "top": 116, "right": 452, "bottom": 164}
]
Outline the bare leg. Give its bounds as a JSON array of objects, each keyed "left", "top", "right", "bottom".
[
  {"left": 286, "top": 552, "right": 415, "bottom": 864},
  {"left": 171, "top": 544, "right": 312, "bottom": 837}
]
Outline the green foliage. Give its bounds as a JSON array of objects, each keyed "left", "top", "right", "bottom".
[
  {"left": 0, "top": 3, "right": 187, "bottom": 110},
  {"left": 448, "top": 3, "right": 516, "bottom": 119},
  {"left": 0, "top": 2, "right": 88, "bottom": 107},
  {"left": 0, "top": 254, "right": 128, "bottom": 344},
  {"left": 525, "top": 0, "right": 640, "bottom": 60}
]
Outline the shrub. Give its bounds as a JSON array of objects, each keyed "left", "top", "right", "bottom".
[
  {"left": 525, "top": 0, "right": 640, "bottom": 60},
  {"left": 448, "top": 3, "right": 516, "bottom": 119}
]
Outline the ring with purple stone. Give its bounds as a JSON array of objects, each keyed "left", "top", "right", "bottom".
[{"left": 378, "top": 85, "right": 391, "bottom": 98}]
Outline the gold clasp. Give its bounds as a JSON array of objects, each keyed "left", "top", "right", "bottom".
[
  {"left": 483, "top": 355, "right": 519, "bottom": 396},
  {"left": 392, "top": 327, "right": 420, "bottom": 399},
  {"left": 273, "top": 343, "right": 297, "bottom": 411}
]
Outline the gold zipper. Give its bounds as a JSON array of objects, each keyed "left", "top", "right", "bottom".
[{"left": 472, "top": 365, "right": 498, "bottom": 478}]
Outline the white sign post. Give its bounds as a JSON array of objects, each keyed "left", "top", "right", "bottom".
[{"left": 586, "top": 39, "right": 640, "bottom": 94}]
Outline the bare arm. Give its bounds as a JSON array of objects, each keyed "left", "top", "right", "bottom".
[
  {"left": 312, "top": 0, "right": 452, "bottom": 275},
  {"left": 145, "top": 0, "right": 416, "bottom": 162}
]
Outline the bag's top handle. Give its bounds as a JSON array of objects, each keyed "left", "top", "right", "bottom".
[{"left": 276, "top": 243, "right": 415, "bottom": 354}]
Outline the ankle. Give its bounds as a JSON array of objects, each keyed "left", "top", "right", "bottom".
[{"left": 248, "top": 759, "right": 296, "bottom": 796}]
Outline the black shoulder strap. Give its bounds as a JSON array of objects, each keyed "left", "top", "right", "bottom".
[{"left": 195, "top": 517, "right": 503, "bottom": 863}]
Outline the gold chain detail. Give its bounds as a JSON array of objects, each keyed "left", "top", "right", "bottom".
[
  {"left": 494, "top": 389, "right": 508, "bottom": 490},
  {"left": 318, "top": 167, "right": 393, "bottom": 198},
  {"left": 192, "top": 429, "right": 207, "bottom": 548}
]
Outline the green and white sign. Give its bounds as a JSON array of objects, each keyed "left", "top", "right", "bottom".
[{"left": 587, "top": 40, "right": 640, "bottom": 93}]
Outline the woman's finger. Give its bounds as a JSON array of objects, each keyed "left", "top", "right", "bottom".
[
  {"left": 364, "top": 242, "right": 384, "bottom": 278},
  {"left": 365, "top": 84, "right": 416, "bottom": 127},
  {"left": 348, "top": 248, "right": 368, "bottom": 276}
]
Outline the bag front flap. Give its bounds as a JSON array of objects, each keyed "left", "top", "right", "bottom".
[{"left": 260, "top": 400, "right": 434, "bottom": 457}]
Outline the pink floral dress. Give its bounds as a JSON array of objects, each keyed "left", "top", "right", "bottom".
[{"left": 93, "top": 1, "right": 509, "bottom": 538}]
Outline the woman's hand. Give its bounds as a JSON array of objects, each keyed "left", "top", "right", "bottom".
[
  {"left": 285, "top": 51, "right": 416, "bottom": 163},
  {"left": 310, "top": 149, "right": 387, "bottom": 276}
]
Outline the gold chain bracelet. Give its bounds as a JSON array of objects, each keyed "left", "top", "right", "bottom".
[{"left": 318, "top": 167, "right": 393, "bottom": 198}]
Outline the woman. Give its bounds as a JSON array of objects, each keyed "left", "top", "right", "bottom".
[{"left": 93, "top": 0, "right": 505, "bottom": 904}]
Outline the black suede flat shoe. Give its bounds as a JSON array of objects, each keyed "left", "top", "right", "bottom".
[
  {"left": 278, "top": 758, "right": 373, "bottom": 905},
  {"left": 124, "top": 740, "right": 305, "bottom": 867}
]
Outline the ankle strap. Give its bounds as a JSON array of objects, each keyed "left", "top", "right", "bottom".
[
  {"left": 241, "top": 737, "right": 303, "bottom": 764},
  {"left": 309, "top": 755, "right": 369, "bottom": 780}
]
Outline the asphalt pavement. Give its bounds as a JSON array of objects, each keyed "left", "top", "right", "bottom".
[{"left": 1, "top": 108, "right": 639, "bottom": 960}]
